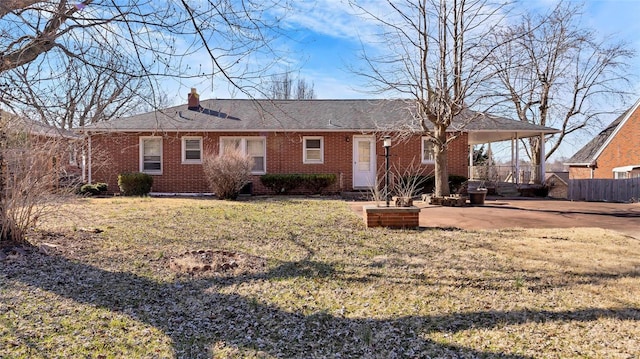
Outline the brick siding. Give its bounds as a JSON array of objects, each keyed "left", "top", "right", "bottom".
[
  {"left": 569, "top": 109, "right": 640, "bottom": 179},
  {"left": 89, "top": 131, "right": 470, "bottom": 195},
  {"left": 363, "top": 205, "right": 420, "bottom": 228}
]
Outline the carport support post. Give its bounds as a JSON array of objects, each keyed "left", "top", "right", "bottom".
[
  {"left": 383, "top": 136, "right": 391, "bottom": 207},
  {"left": 468, "top": 145, "right": 473, "bottom": 180},
  {"left": 515, "top": 133, "right": 520, "bottom": 185},
  {"left": 539, "top": 132, "right": 546, "bottom": 183}
]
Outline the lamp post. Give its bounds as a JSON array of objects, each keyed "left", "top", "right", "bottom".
[{"left": 383, "top": 135, "right": 391, "bottom": 207}]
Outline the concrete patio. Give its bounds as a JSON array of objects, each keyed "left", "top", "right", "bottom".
[{"left": 350, "top": 198, "right": 640, "bottom": 239}]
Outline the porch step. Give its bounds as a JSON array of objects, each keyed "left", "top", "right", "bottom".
[{"left": 496, "top": 182, "right": 520, "bottom": 197}]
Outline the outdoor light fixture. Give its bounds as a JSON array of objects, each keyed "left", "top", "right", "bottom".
[
  {"left": 383, "top": 136, "right": 391, "bottom": 207},
  {"left": 383, "top": 136, "right": 392, "bottom": 148}
]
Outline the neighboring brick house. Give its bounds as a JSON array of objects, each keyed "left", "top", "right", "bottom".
[
  {"left": 78, "top": 91, "right": 558, "bottom": 195},
  {"left": 0, "top": 110, "right": 82, "bottom": 186},
  {"left": 566, "top": 98, "right": 640, "bottom": 179}
]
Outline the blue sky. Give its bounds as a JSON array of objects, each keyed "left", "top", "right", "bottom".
[{"left": 180, "top": 0, "right": 640, "bottom": 160}]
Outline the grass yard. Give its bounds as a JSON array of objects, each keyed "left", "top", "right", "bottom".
[{"left": 1, "top": 197, "right": 639, "bottom": 358}]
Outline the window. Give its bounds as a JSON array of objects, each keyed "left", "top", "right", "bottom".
[
  {"left": 68, "top": 143, "right": 78, "bottom": 165},
  {"left": 303, "top": 136, "right": 324, "bottom": 164},
  {"left": 182, "top": 137, "right": 202, "bottom": 164},
  {"left": 220, "top": 137, "right": 266, "bottom": 174},
  {"left": 614, "top": 171, "right": 628, "bottom": 179},
  {"left": 422, "top": 137, "right": 435, "bottom": 163},
  {"left": 140, "top": 137, "right": 162, "bottom": 174}
]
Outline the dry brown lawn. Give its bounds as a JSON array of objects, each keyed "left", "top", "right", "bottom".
[{"left": 1, "top": 197, "right": 638, "bottom": 358}]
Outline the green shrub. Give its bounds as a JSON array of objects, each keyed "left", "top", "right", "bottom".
[
  {"left": 260, "top": 174, "right": 302, "bottom": 194},
  {"left": 260, "top": 174, "right": 337, "bottom": 195},
  {"left": 79, "top": 182, "right": 108, "bottom": 196},
  {"left": 80, "top": 183, "right": 101, "bottom": 196},
  {"left": 301, "top": 174, "right": 337, "bottom": 194},
  {"left": 95, "top": 182, "right": 108, "bottom": 192},
  {"left": 118, "top": 172, "right": 153, "bottom": 196}
]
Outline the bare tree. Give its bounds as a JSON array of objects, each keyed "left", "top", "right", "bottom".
[
  {"left": 1, "top": 51, "right": 149, "bottom": 129},
  {"left": 0, "top": 0, "right": 291, "bottom": 242},
  {"left": 268, "top": 72, "right": 316, "bottom": 99},
  {"left": 489, "top": 1, "right": 633, "bottom": 182},
  {"left": 349, "top": 0, "right": 509, "bottom": 197},
  {"left": 0, "top": 112, "right": 78, "bottom": 244},
  {"left": 295, "top": 77, "right": 316, "bottom": 100},
  {"left": 0, "top": 1, "right": 289, "bottom": 89}
]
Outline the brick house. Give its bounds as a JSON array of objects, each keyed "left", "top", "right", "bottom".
[
  {"left": 566, "top": 98, "right": 640, "bottom": 179},
  {"left": 78, "top": 91, "right": 558, "bottom": 195},
  {"left": 0, "top": 110, "right": 82, "bottom": 187}
]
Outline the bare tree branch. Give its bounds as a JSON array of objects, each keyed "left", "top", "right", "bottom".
[
  {"left": 489, "top": 0, "right": 634, "bottom": 177},
  {"left": 349, "top": 0, "right": 510, "bottom": 196}
]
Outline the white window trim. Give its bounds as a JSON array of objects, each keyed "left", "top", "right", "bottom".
[
  {"left": 139, "top": 136, "right": 163, "bottom": 175},
  {"left": 421, "top": 136, "right": 435, "bottom": 164},
  {"left": 182, "top": 136, "right": 203, "bottom": 164},
  {"left": 614, "top": 171, "right": 628, "bottom": 179},
  {"left": 303, "top": 136, "right": 324, "bottom": 164},
  {"left": 219, "top": 136, "right": 267, "bottom": 175}
]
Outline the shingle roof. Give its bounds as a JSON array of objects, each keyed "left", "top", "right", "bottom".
[
  {"left": 1, "top": 110, "right": 79, "bottom": 139},
  {"left": 565, "top": 110, "right": 628, "bottom": 165},
  {"left": 545, "top": 171, "right": 569, "bottom": 185},
  {"left": 78, "top": 99, "right": 558, "bottom": 134}
]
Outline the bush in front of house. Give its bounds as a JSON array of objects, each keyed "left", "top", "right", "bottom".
[
  {"left": 301, "top": 174, "right": 337, "bottom": 194},
  {"left": 95, "top": 182, "right": 108, "bottom": 192},
  {"left": 260, "top": 173, "right": 337, "bottom": 195},
  {"left": 118, "top": 172, "right": 153, "bottom": 196},
  {"left": 202, "top": 150, "right": 252, "bottom": 200},
  {"left": 259, "top": 174, "right": 302, "bottom": 194},
  {"left": 79, "top": 182, "right": 108, "bottom": 196}
]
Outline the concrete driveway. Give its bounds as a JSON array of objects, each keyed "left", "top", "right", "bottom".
[{"left": 350, "top": 198, "right": 640, "bottom": 239}]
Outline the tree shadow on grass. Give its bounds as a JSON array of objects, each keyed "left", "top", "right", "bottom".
[{"left": 4, "top": 252, "right": 639, "bottom": 358}]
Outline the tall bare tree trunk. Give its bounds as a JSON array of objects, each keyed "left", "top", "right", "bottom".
[
  {"left": 434, "top": 124, "right": 450, "bottom": 197},
  {"left": 529, "top": 137, "right": 542, "bottom": 184},
  {"left": 0, "top": 129, "right": 7, "bottom": 241}
]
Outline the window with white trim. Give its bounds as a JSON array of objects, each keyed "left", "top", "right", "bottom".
[
  {"left": 421, "top": 137, "right": 435, "bottom": 163},
  {"left": 182, "top": 136, "right": 202, "bottom": 164},
  {"left": 614, "top": 171, "right": 628, "bottom": 179},
  {"left": 140, "top": 137, "right": 162, "bottom": 174},
  {"left": 303, "top": 136, "right": 324, "bottom": 164},
  {"left": 220, "top": 137, "right": 266, "bottom": 174}
]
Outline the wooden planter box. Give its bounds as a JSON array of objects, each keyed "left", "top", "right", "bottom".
[{"left": 363, "top": 205, "right": 420, "bottom": 229}]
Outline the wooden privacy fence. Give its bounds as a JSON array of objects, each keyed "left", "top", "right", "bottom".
[{"left": 568, "top": 178, "right": 640, "bottom": 202}]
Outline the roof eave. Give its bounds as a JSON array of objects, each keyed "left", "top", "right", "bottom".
[
  {"left": 590, "top": 98, "right": 640, "bottom": 161},
  {"left": 564, "top": 162, "right": 595, "bottom": 166}
]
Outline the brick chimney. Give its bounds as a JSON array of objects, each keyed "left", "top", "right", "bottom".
[{"left": 187, "top": 88, "right": 200, "bottom": 110}]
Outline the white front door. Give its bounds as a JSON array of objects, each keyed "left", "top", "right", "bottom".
[{"left": 353, "top": 136, "right": 376, "bottom": 188}]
